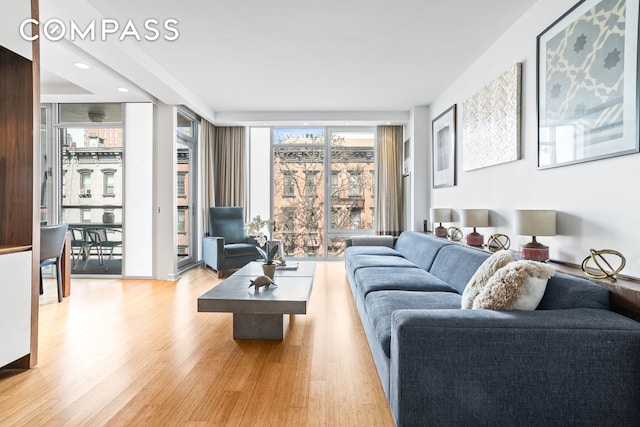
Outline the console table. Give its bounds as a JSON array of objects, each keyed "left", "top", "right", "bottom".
[{"left": 424, "top": 232, "right": 640, "bottom": 321}]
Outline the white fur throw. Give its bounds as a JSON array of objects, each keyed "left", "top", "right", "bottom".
[
  {"left": 461, "top": 250, "right": 515, "bottom": 309},
  {"left": 472, "top": 260, "right": 556, "bottom": 311}
]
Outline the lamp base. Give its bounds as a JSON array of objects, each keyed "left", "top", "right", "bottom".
[
  {"left": 434, "top": 225, "right": 448, "bottom": 238},
  {"left": 520, "top": 241, "right": 549, "bottom": 262},
  {"left": 466, "top": 232, "right": 484, "bottom": 247}
]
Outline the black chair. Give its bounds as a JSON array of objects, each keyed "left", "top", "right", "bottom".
[
  {"left": 85, "top": 227, "right": 122, "bottom": 271},
  {"left": 40, "top": 224, "right": 69, "bottom": 303},
  {"left": 69, "top": 226, "right": 90, "bottom": 270},
  {"left": 202, "top": 207, "right": 259, "bottom": 278}
]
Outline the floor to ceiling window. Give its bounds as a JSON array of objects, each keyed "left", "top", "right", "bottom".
[
  {"left": 55, "top": 103, "right": 124, "bottom": 275},
  {"left": 250, "top": 126, "right": 375, "bottom": 259},
  {"left": 176, "top": 109, "right": 198, "bottom": 270},
  {"left": 327, "top": 129, "right": 375, "bottom": 256}
]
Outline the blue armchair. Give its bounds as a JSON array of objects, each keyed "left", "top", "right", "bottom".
[{"left": 202, "top": 207, "right": 259, "bottom": 278}]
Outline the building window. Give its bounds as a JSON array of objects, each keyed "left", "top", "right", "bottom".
[
  {"left": 349, "top": 172, "right": 361, "bottom": 197},
  {"left": 177, "top": 245, "right": 188, "bottom": 256},
  {"left": 177, "top": 172, "right": 187, "bottom": 198},
  {"left": 331, "top": 172, "right": 339, "bottom": 197},
  {"left": 350, "top": 211, "right": 361, "bottom": 229},
  {"left": 282, "top": 207, "right": 296, "bottom": 233},
  {"left": 305, "top": 172, "right": 317, "bottom": 198},
  {"left": 177, "top": 210, "right": 186, "bottom": 234},
  {"left": 102, "top": 169, "right": 115, "bottom": 197},
  {"left": 79, "top": 170, "right": 92, "bottom": 198},
  {"left": 283, "top": 172, "right": 295, "bottom": 197},
  {"left": 81, "top": 209, "right": 91, "bottom": 223}
]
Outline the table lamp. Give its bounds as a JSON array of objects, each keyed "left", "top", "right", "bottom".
[
  {"left": 462, "top": 209, "right": 489, "bottom": 247},
  {"left": 514, "top": 210, "right": 556, "bottom": 261},
  {"left": 430, "top": 208, "right": 451, "bottom": 238}
]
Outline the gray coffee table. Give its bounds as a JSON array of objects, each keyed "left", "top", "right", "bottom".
[{"left": 198, "top": 262, "right": 315, "bottom": 340}]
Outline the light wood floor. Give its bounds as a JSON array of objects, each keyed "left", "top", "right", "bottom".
[{"left": 0, "top": 262, "right": 394, "bottom": 426}]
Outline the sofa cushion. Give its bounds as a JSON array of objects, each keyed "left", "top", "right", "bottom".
[
  {"left": 537, "top": 272, "right": 610, "bottom": 310},
  {"left": 346, "top": 254, "right": 419, "bottom": 273},
  {"left": 394, "top": 232, "right": 453, "bottom": 271},
  {"left": 345, "top": 245, "right": 403, "bottom": 257},
  {"left": 472, "top": 260, "right": 555, "bottom": 310},
  {"left": 429, "top": 245, "right": 490, "bottom": 294},
  {"left": 461, "top": 250, "right": 516, "bottom": 309},
  {"left": 355, "top": 267, "right": 457, "bottom": 297},
  {"left": 364, "top": 290, "right": 462, "bottom": 358}
]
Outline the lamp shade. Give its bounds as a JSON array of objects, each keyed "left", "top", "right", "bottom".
[
  {"left": 430, "top": 208, "right": 451, "bottom": 223},
  {"left": 514, "top": 210, "right": 556, "bottom": 236},
  {"left": 462, "top": 209, "right": 489, "bottom": 228}
]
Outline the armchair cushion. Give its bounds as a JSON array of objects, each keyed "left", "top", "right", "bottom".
[{"left": 224, "top": 243, "right": 260, "bottom": 259}]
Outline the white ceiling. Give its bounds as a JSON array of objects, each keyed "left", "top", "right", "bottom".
[{"left": 35, "top": 0, "right": 537, "bottom": 124}]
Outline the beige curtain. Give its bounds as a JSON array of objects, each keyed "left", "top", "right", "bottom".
[
  {"left": 375, "top": 126, "right": 404, "bottom": 235},
  {"left": 201, "top": 120, "right": 246, "bottom": 234},
  {"left": 202, "top": 119, "right": 216, "bottom": 233}
]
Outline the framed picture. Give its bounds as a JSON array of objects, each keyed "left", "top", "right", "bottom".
[
  {"left": 432, "top": 105, "right": 457, "bottom": 188},
  {"left": 463, "top": 63, "right": 522, "bottom": 171},
  {"left": 537, "top": 0, "right": 639, "bottom": 169}
]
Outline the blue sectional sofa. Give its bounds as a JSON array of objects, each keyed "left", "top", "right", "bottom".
[{"left": 345, "top": 231, "right": 640, "bottom": 426}]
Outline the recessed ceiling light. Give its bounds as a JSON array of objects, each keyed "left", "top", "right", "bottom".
[
  {"left": 117, "top": 87, "right": 129, "bottom": 92},
  {"left": 73, "top": 62, "right": 90, "bottom": 69},
  {"left": 345, "top": 122, "right": 351, "bottom": 125}
]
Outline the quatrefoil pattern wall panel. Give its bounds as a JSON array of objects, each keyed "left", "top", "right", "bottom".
[{"left": 462, "top": 63, "right": 522, "bottom": 171}]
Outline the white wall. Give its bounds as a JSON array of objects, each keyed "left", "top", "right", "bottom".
[
  {"left": 408, "top": 106, "right": 430, "bottom": 232},
  {"left": 123, "top": 103, "right": 154, "bottom": 277},
  {"left": 427, "top": 0, "right": 640, "bottom": 277},
  {"left": 1, "top": 2, "right": 32, "bottom": 60}
]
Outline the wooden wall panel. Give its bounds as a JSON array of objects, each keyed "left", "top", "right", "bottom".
[{"left": 0, "top": 45, "right": 33, "bottom": 247}]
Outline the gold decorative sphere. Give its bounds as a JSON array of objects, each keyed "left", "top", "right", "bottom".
[
  {"left": 447, "top": 227, "right": 463, "bottom": 241},
  {"left": 581, "top": 249, "right": 625, "bottom": 281},
  {"left": 487, "top": 234, "right": 510, "bottom": 252}
]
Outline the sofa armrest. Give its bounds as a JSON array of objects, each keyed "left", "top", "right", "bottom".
[
  {"left": 346, "top": 235, "right": 395, "bottom": 248},
  {"left": 390, "top": 308, "right": 640, "bottom": 426},
  {"left": 202, "top": 236, "right": 225, "bottom": 269}
]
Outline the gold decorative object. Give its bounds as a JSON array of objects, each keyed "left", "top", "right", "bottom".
[
  {"left": 581, "top": 249, "right": 626, "bottom": 281},
  {"left": 487, "top": 234, "right": 511, "bottom": 252},
  {"left": 249, "top": 275, "right": 277, "bottom": 293},
  {"left": 447, "top": 227, "right": 463, "bottom": 242}
]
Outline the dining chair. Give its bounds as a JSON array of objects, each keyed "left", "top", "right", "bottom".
[
  {"left": 85, "top": 227, "right": 122, "bottom": 271},
  {"left": 40, "top": 224, "right": 69, "bottom": 303},
  {"left": 69, "top": 226, "right": 90, "bottom": 270}
]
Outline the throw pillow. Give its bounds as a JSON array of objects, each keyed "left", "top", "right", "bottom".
[
  {"left": 472, "top": 260, "right": 556, "bottom": 311},
  {"left": 461, "top": 250, "right": 515, "bottom": 309}
]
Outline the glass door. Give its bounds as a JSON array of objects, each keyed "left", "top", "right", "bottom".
[
  {"left": 176, "top": 110, "right": 198, "bottom": 269},
  {"left": 57, "top": 103, "right": 124, "bottom": 275}
]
